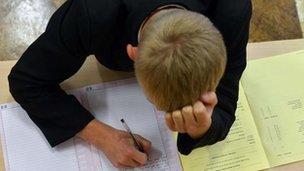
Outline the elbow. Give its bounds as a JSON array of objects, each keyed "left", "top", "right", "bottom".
[
  {"left": 218, "top": 113, "right": 236, "bottom": 142},
  {"left": 212, "top": 106, "right": 236, "bottom": 143},
  {"left": 8, "top": 69, "right": 18, "bottom": 100},
  {"left": 8, "top": 68, "right": 24, "bottom": 103}
]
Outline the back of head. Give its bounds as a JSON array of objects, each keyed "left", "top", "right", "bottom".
[{"left": 135, "top": 9, "right": 227, "bottom": 112}]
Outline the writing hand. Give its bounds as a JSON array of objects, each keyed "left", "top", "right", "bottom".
[{"left": 77, "top": 119, "right": 151, "bottom": 169}]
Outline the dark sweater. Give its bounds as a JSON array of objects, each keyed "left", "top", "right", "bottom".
[{"left": 8, "top": 0, "right": 252, "bottom": 155}]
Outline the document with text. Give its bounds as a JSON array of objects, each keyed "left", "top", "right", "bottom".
[
  {"left": 0, "top": 79, "right": 182, "bottom": 171},
  {"left": 180, "top": 50, "right": 304, "bottom": 171}
]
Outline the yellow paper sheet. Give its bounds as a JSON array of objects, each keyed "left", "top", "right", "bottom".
[
  {"left": 179, "top": 85, "right": 269, "bottom": 171},
  {"left": 241, "top": 50, "right": 304, "bottom": 167}
]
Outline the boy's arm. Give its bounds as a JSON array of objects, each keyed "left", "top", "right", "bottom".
[
  {"left": 177, "top": 0, "right": 252, "bottom": 155},
  {"left": 8, "top": 0, "right": 96, "bottom": 147}
]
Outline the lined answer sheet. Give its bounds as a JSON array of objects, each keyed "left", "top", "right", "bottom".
[
  {"left": 81, "top": 78, "right": 181, "bottom": 171},
  {"left": 0, "top": 103, "right": 80, "bottom": 171},
  {"left": 0, "top": 78, "right": 181, "bottom": 171}
]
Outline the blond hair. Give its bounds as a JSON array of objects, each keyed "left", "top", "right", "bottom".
[{"left": 135, "top": 9, "right": 227, "bottom": 112}]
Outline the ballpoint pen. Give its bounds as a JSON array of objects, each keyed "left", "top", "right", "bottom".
[{"left": 120, "top": 119, "right": 144, "bottom": 153}]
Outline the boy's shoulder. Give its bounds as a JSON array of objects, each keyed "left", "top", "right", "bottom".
[{"left": 210, "top": 0, "right": 252, "bottom": 51}]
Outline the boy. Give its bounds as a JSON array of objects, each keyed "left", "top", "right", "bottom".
[{"left": 8, "top": 0, "right": 252, "bottom": 169}]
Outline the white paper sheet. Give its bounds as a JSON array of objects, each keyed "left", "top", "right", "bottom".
[
  {"left": 0, "top": 78, "right": 181, "bottom": 171},
  {"left": 0, "top": 103, "right": 79, "bottom": 171},
  {"left": 83, "top": 78, "right": 181, "bottom": 171}
]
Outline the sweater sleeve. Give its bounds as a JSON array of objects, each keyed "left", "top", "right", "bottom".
[
  {"left": 177, "top": 0, "right": 252, "bottom": 155},
  {"left": 8, "top": 0, "right": 95, "bottom": 147}
]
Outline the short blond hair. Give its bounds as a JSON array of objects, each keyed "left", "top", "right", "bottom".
[{"left": 135, "top": 9, "right": 227, "bottom": 112}]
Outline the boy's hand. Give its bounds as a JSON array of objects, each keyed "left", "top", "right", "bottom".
[
  {"left": 101, "top": 130, "right": 151, "bottom": 168},
  {"left": 77, "top": 119, "right": 151, "bottom": 169},
  {"left": 165, "top": 92, "right": 217, "bottom": 139}
]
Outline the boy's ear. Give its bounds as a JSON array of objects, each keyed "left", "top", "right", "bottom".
[{"left": 127, "top": 44, "right": 138, "bottom": 61}]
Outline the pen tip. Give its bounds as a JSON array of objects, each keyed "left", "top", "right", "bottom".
[{"left": 120, "top": 119, "right": 124, "bottom": 123}]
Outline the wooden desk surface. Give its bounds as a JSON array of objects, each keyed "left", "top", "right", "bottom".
[{"left": 0, "top": 39, "right": 304, "bottom": 171}]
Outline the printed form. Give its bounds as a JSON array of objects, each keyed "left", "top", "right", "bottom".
[
  {"left": 241, "top": 50, "right": 304, "bottom": 167},
  {"left": 0, "top": 78, "right": 182, "bottom": 171}
]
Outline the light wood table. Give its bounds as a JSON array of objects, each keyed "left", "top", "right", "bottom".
[{"left": 0, "top": 39, "right": 304, "bottom": 171}]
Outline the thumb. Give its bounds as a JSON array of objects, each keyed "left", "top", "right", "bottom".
[
  {"left": 201, "top": 92, "right": 218, "bottom": 107},
  {"left": 135, "top": 134, "right": 151, "bottom": 154},
  {"left": 200, "top": 92, "right": 217, "bottom": 114}
]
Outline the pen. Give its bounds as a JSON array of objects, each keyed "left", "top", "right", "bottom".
[{"left": 120, "top": 119, "right": 144, "bottom": 153}]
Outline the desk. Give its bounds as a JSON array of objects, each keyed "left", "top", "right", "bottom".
[{"left": 0, "top": 39, "right": 304, "bottom": 171}]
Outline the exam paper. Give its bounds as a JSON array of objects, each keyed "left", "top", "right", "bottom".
[
  {"left": 179, "top": 85, "right": 269, "bottom": 171},
  {"left": 0, "top": 103, "right": 80, "bottom": 171},
  {"left": 0, "top": 78, "right": 181, "bottom": 171},
  {"left": 241, "top": 50, "right": 304, "bottom": 167},
  {"left": 82, "top": 78, "right": 182, "bottom": 171}
]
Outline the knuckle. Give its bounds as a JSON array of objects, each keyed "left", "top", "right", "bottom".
[
  {"left": 165, "top": 113, "right": 171, "bottom": 119},
  {"left": 126, "top": 149, "right": 133, "bottom": 157},
  {"left": 182, "top": 106, "right": 193, "bottom": 114},
  {"left": 194, "top": 101, "right": 202, "bottom": 107},
  {"left": 144, "top": 140, "right": 150, "bottom": 146},
  {"left": 211, "top": 92, "right": 217, "bottom": 98},
  {"left": 172, "top": 110, "right": 181, "bottom": 118},
  {"left": 194, "top": 107, "right": 205, "bottom": 114}
]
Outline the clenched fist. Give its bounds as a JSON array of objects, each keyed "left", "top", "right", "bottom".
[{"left": 165, "top": 92, "right": 217, "bottom": 139}]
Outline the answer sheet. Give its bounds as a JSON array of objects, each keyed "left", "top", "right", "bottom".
[
  {"left": 81, "top": 78, "right": 181, "bottom": 171},
  {"left": 0, "top": 102, "right": 80, "bottom": 171},
  {"left": 0, "top": 78, "right": 182, "bottom": 171}
]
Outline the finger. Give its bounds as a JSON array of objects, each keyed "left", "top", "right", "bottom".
[
  {"left": 127, "top": 147, "right": 148, "bottom": 165},
  {"left": 120, "top": 158, "right": 141, "bottom": 168},
  {"left": 172, "top": 110, "right": 186, "bottom": 133},
  {"left": 116, "top": 163, "right": 132, "bottom": 169},
  {"left": 134, "top": 134, "right": 152, "bottom": 154},
  {"left": 201, "top": 92, "right": 218, "bottom": 108},
  {"left": 165, "top": 113, "right": 176, "bottom": 131},
  {"left": 181, "top": 105, "right": 197, "bottom": 131},
  {"left": 193, "top": 101, "right": 210, "bottom": 125},
  {"left": 201, "top": 92, "right": 217, "bottom": 113}
]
